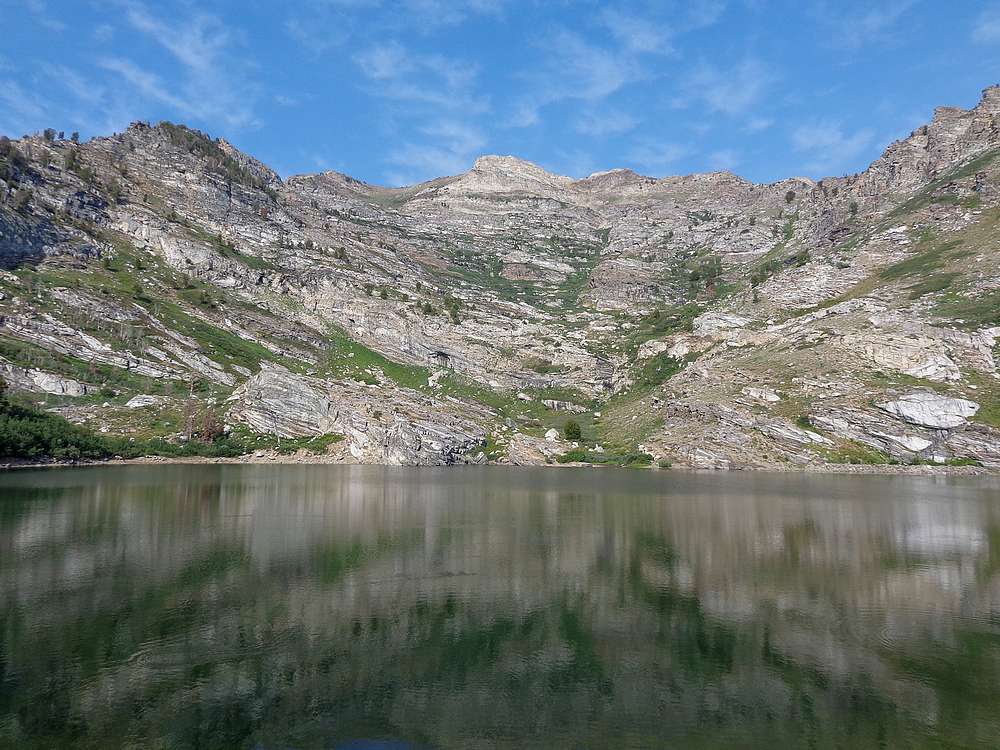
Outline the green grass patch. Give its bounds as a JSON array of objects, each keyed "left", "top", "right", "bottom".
[
  {"left": 879, "top": 239, "right": 964, "bottom": 281},
  {"left": 935, "top": 290, "right": 1000, "bottom": 328},
  {"left": 324, "top": 325, "right": 430, "bottom": 389},
  {"left": 617, "top": 303, "right": 702, "bottom": 356},
  {"left": 907, "top": 272, "right": 960, "bottom": 299},
  {"left": 143, "top": 300, "right": 282, "bottom": 373},
  {"left": 555, "top": 448, "right": 653, "bottom": 467},
  {"left": 631, "top": 352, "right": 685, "bottom": 394},
  {"left": 818, "top": 441, "right": 896, "bottom": 465},
  {"left": 0, "top": 335, "right": 187, "bottom": 396}
]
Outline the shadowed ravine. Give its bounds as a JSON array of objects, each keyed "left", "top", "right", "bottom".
[{"left": 1, "top": 466, "right": 999, "bottom": 748}]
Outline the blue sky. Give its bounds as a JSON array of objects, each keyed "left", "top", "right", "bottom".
[{"left": 4, "top": 1, "right": 1000, "bottom": 186}]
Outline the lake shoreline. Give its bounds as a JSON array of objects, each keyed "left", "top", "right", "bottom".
[{"left": 2, "top": 454, "right": 997, "bottom": 476}]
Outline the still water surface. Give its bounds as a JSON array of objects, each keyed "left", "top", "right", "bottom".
[{"left": 1, "top": 465, "right": 999, "bottom": 749}]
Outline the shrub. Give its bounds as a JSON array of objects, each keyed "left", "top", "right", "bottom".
[
  {"left": 620, "top": 451, "right": 654, "bottom": 467},
  {"left": 11, "top": 188, "right": 32, "bottom": 213},
  {"left": 563, "top": 420, "right": 582, "bottom": 441},
  {"left": 555, "top": 448, "right": 590, "bottom": 464},
  {"left": 785, "top": 190, "right": 796, "bottom": 204},
  {"left": 0, "top": 396, "right": 111, "bottom": 460}
]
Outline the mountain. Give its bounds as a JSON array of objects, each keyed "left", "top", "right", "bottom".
[{"left": 0, "top": 87, "right": 998, "bottom": 468}]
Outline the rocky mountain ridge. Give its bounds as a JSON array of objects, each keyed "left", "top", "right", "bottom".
[{"left": 0, "top": 86, "right": 998, "bottom": 468}]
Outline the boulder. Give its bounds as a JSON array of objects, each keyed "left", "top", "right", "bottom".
[
  {"left": 541, "top": 399, "right": 587, "bottom": 413},
  {"left": 693, "top": 312, "right": 751, "bottom": 337},
  {"left": 843, "top": 333, "right": 961, "bottom": 382},
  {"left": 742, "top": 386, "right": 781, "bottom": 403},
  {"left": 877, "top": 393, "right": 980, "bottom": 429},
  {"left": 228, "top": 365, "right": 336, "bottom": 438},
  {"left": 125, "top": 395, "right": 164, "bottom": 409}
]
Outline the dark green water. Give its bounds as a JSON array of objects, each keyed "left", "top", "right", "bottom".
[{"left": 1, "top": 466, "right": 999, "bottom": 749}]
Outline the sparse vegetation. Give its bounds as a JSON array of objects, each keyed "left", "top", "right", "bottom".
[
  {"left": 158, "top": 121, "right": 275, "bottom": 196},
  {"left": 563, "top": 419, "right": 582, "bottom": 441}
]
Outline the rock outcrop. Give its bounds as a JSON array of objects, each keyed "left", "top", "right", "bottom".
[{"left": 0, "top": 86, "right": 998, "bottom": 469}]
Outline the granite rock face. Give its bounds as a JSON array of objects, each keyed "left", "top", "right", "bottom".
[
  {"left": 1, "top": 86, "right": 998, "bottom": 468},
  {"left": 228, "top": 365, "right": 485, "bottom": 465},
  {"left": 877, "top": 393, "right": 980, "bottom": 429}
]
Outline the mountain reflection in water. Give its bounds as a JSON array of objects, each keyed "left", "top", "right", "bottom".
[{"left": 0, "top": 465, "right": 998, "bottom": 749}]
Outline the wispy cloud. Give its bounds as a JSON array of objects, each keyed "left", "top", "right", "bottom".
[
  {"left": 285, "top": 0, "right": 505, "bottom": 52},
  {"left": 511, "top": 31, "right": 646, "bottom": 127},
  {"left": 93, "top": 23, "right": 115, "bottom": 42},
  {"left": 576, "top": 109, "right": 639, "bottom": 136},
  {"left": 0, "top": 80, "right": 49, "bottom": 136},
  {"left": 791, "top": 120, "right": 875, "bottom": 176},
  {"left": 98, "top": 58, "right": 192, "bottom": 113},
  {"left": 973, "top": 5, "right": 1000, "bottom": 43},
  {"left": 400, "top": 0, "right": 507, "bottom": 28},
  {"left": 385, "top": 120, "right": 487, "bottom": 185},
  {"left": 683, "top": 58, "right": 776, "bottom": 116},
  {"left": 745, "top": 116, "right": 773, "bottom": 132},
  {"left": 25, "top": 0, "right": 66, "bottom": 32},
  {"left": 627, "top": 142, "right": 690, "bottom": 175},
  {"left": 355, "top": 41, "right": 489, "bottom": 113},
  {"left": 813, "top": 0, "right": 917, "bottom": 49},
  {"left": 549, "top": 148, "right": 597, "bottom": 179},
  {"left": 101, "top": 1, "right": 258, "bottom": 129},
  {"left": 355, "top": 40, "right": 490, "bottom": 183},
  {"left": 683, "top": 0, "right": 728, "bottom": 30},
  {"left": 707, "top": 149, "right": 740, "bottom": 171},
  {"left": 599, "top": 9, "right": 675, "bottom": 55}
]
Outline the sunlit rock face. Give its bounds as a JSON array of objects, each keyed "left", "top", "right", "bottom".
[{"left": 1, "top": 87, "right": 999, "bottom": 466}]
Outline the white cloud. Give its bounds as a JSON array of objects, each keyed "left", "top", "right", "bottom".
[
  {"left": 627, "top": 142, "right": 690, "bottom": 174},
  {"left": 385, "top": 120, "right": 487, "bottom": 185},
  {"left": 285, "top": 0, "right": 505, "bottom": 52},
  {"left": 973, "top": 5, "right": 1000, "bottom": 43},
  {"left": 25, "top": 0, "right": 66, "bottom": 32},
  {"left": 684, "top": 0, "right": 728, "bottom": 29},
  {"left": 511, "top": 31, "right": 645, "bottom": 127},
  {"left": 576, "top": 110, "right": 639, "bottom": 136},
  {"left": 745, "top": 116, "right": 773, "bottom": 132},
  {"left": 685, "top": 58, "right": 775, "bottom": 116},
  {"left": 402, "top": 0, "right": 506, "bottom": 27},
  {"left": 356, "top": 41, "right": 416, "bottom": 80},
  {"left": 43, "top": 64, "right": 105, "bottom": 107},
  {"left": 791, "top": 120, "right": 875, "bottom": 176},
  {"left": 98, "top": 58, "right": 192, "bottom": 114},
  {"left": 355, "top": 41, "right": 488, "bottom": 113},
  {"left": 94, "top": 24, "right": 115, "bottom": 42},
  {"left": 550, "top": 149, "right": 598, "bottom": 179},
  {"left": 707, "top": 149, "right": 740, "bottom": 171},
  {"left": 813, "top": 0, "right": 917, "bottom": 49},
  {"left": 599, "top": 9, "right": 674, "bottom": 55},
  {"left": 103, "top": 1, "right": 258, "bottom": 128},
  {"left": 0, "top": 80, "right": 49, "bottom": 135}
]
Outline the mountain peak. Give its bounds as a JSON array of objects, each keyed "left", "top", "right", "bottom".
[
  {"left": 437, "top": 154, "right": 572, "bottom": 196},
  {"left": 978, "top": 84, "right": 1000, "bottom": 113},
  {"left": 471, "top": 155, "right": 567, "bottom": 180}
]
